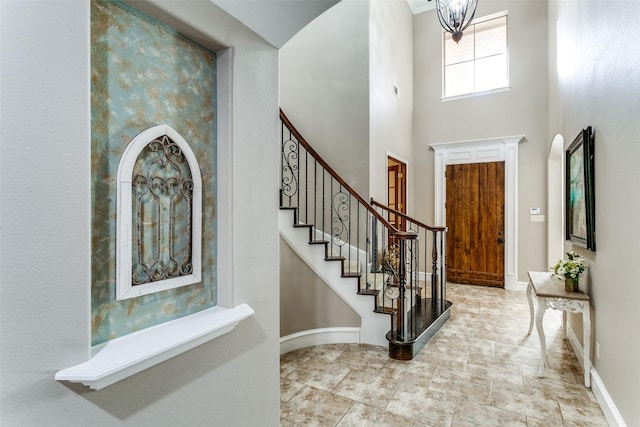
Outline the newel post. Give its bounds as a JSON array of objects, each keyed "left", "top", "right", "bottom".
[{"left": 394, "top": 230, "right": 418, "bottom": 341}]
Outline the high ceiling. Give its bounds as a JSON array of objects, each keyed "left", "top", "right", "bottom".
[
  {"left": 406, "top": 0, "right": 436, "bottom": 15},
  {"left": 211, "top": 0, "right": 434, "bottom": 49},
  {"left": 212, "top": 0, "right": 340, "bottom": 48}
]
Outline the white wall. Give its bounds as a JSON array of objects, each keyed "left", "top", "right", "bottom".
[
  {"left": 212, "top": 0, "right": 340, "bottom": 48},
  {"left": 0, "top": 1, "right": 280, "bottom": 425},
  {"left": 412, "top": 1, "right": 549, "bottom": 281},
  {"left": 369, "top": 0, "right": 415, "bottom": 206},
  {"left": 548, "top": 2, "right": 640, "bottom": 424},
  {"left": 280, "top": 0, "right": 370, "bottom": 195}
]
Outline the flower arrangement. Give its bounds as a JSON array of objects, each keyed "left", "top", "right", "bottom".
[
  {"left": 552, "top": 251, "right": 586, "bottom": 291},
  {"left": 379, "top": 243, "right": 399, "bottom": 275}
]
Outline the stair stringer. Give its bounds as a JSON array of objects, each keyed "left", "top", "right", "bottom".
[{"left": 279, "top": 210, "right": 390, "bottom": 347}]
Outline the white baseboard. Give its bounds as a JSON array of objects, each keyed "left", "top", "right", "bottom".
[
  {"left": 505, "top": 280, "right": 528, "bottom": 291},
  {"left": 591, "top": 369, "right": 628, "bottom": 427},
  {"left": 280, "top": 327, "right": 361, "bottom": 355},
  {"left": 566, "top": 325, "right": 627, "bottom": 427}
]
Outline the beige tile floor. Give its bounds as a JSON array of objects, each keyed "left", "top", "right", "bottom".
[{"left": 280, "top": 283, "right": 608, "bottom": 426}]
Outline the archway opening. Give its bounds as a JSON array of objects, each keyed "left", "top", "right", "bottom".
[{"left": 548, "top": 134, "right": 564, "bottom": 267}]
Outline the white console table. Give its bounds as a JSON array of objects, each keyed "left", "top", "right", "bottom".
[{"left": 526, "top": 271, "right": 591, "bottom": 388}]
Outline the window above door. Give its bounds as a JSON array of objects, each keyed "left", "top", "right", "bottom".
[{"left": 442, "top": 11, "right": 509, "bottom": 100}]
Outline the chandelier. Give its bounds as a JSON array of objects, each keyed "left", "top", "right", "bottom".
[{"left": 434, "top": 0, "right": 478, "bottom": 43}]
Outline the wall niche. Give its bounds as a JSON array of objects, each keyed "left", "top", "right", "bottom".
[{"left": 91, "top": 0, "right": 217, "bottom": 345}]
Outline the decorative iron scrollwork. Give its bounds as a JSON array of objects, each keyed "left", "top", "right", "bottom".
[
  {"left": 281, "top": 137, "right": 299, "bottom": 198},
  {"left": 385, "top": 282, "right": 400, "bottom": 300},
  {"left": 331, "top": 191, "right": 349, "bottom": 246},
  {"left": 132, "top": 135, "right": 193, "bottom": 285}
]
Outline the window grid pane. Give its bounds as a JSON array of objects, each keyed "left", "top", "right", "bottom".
[
  {"left": 474, "top": 16, "right": 507, "bottom": 59},
  {"left": 444, "top": 29, "right": 474, "bottom": 66},
  {"left": 475, "top": 54, "right": 508, "bottom": 92},
  {"left": 443, "top": 13, "right": 508, "bottom": 98},
  {"left": 445, "top": 62, "right": 474, "bottom": 97}
]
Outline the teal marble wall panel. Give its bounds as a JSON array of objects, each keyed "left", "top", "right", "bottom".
[{"left": 91, "top": 0, "right": 217, "bottom": 346}]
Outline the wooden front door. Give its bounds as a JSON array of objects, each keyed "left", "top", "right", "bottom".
[
  {"left": 446, "top": 161, "right": 505, "bottom": 287},
  {"left": 387, "top": 157, "right": 407, "bottom": 232}
]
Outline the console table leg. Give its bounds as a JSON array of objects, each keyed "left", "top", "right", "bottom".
[
  {"left": 535, "top": 296, "right": 547, "bottom": 377},
  {"left": 526, "top": 282, "right": 534, "bottom": 335}
]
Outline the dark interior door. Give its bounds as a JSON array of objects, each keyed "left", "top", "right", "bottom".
[
  {"left": 387, "top": 157, "right": 406, "bottom": 232},
  {"left": 446, "top": 161, "right": 505, "bottom": 287}
]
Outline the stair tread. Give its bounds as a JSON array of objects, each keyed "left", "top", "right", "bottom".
[
  {"left": 283, "top": 210, "right": 397, "bottom": 320},
  {"left": 374, "top": 307, "right": 397, "bottom": 315}
]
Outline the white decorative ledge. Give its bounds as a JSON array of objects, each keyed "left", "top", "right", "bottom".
[{"left": 55, "top": 304, "right": 254, "bottom": 390}]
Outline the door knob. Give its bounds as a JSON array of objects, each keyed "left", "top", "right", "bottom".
[{"left": 497, "top": 237, "right": 505, "bottom": 243}]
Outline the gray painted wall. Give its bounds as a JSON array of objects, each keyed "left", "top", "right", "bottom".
[
  {"left": 369, "top": 0, "right": 415, "bottom": 205},
  {"left": 280, "top": 0, "right": 370, "bottom": 195},
  {"left": 280, "top": 238, "right": 360, "bottom": 337},
  {"left": 412, "top": 1, "right": 549, "bottom": 281},
  {"left": 548, "top": 2, "right": 640, "bottom": 424},
  {"left": 0, "top": 1, "right": 280, "bottom": 425}
]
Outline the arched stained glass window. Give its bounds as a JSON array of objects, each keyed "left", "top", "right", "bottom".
[{"left": 116, "top": 125, "right": 202, "bottom": 300}]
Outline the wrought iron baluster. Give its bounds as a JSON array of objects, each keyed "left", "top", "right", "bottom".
[
  {"left": 347, "top": 193, "right": 352, "bottom": 274},
  {"left": 280, "top": 127, "right": 299, "bottom": 208},
  {"left": 296, "top": 133, "right": 300, "bottom": 216},
  {"left": 397, "top": 234, "right": 406, "bottom": 340},
  {"left": 314, "top": 159, "right": 318, "bottom": 232},
  {"left": 430, "top": 230, "right": 436, "bottom": 302},
  {"left": 330, "top": 178, "right": 334, "bottom": 256},
  {"left": 440, "top": 231, "right": 447, "bottom": 308},
  {"left": 304, "top": 149, "right": 308, "bottom": 224},
  {"left": 322, "top": 169, "right": 327, "bottom": 244},
  {"left": 356, "top": 202, "right": 360, "bottom": 279}
]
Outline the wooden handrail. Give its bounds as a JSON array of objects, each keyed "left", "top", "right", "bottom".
[
  {"left": 370, "top": 198, "right": 447, "bottom": 233},
  {"left": 280, "top": 109, "right": 402, "bottom": 236},
  {"left": 280, "top": 109, "right": 449, "bottom": 353}
]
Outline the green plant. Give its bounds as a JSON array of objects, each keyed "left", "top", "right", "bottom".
[{"left": 552, "top": 251, "right": 586, "bottom": 281}]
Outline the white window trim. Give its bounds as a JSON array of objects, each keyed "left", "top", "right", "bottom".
[
  {"left": 441, "top": 10, "right": 509, "bottom": 101},
  {"left": 441, "top": 86, "right": 511, "bottom": 102},
  {"left": 116, "top": 124, "right": 203, "bottom": 300}
]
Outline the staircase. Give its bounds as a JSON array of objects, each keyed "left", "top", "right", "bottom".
[{"left": 279, "top": 109, "right": 451, "bottom": 360}]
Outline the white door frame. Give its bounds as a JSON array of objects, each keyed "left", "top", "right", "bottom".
[
  {"left": 386, "top": 150, "right": 409, "bottom": 214},
  {"left": 429, "top": 135, "right": 526, "bottom": 289},
  {"left": 548, "top": 134, "right": 564, "bottom": 269}
]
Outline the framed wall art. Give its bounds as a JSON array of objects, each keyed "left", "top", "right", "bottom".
[{"left": 565, "top": 126, "right": 596, "bottom": 251}]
